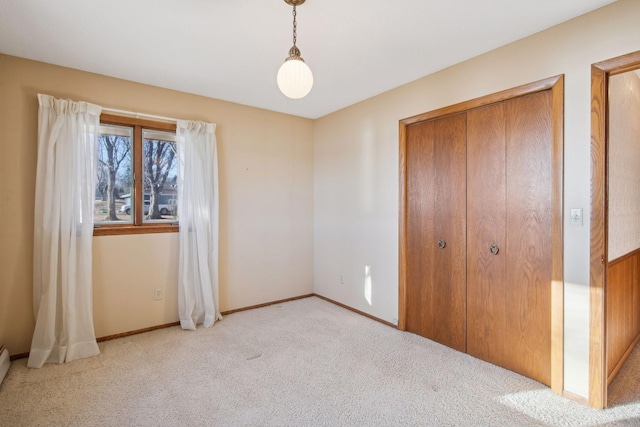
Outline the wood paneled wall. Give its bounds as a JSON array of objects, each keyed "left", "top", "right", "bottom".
[{"left": 606, "top": 249, "right": 640, "bottom": 384}]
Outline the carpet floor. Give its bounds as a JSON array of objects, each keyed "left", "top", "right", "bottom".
[{"left": 0, "top": 297, "right": 639, "bottom": 426}]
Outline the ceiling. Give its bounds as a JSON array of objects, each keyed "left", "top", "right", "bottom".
[{"left": 0, "top": 0, "right": 617, "bottom": 119}]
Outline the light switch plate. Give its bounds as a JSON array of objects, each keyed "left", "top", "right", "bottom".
[{"left": 570, "top": 208, "right": 583, "bottom": 226}]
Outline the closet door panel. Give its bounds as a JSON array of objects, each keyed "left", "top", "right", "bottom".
[
  {"left": 432, "top": 114, "right": 467, "bottom": 351},
  {"left": 406, "top": 113, "right": 467, "bottom": 352},
  {"left": 466, "top": 103, "right": 508, "bottom": 367},
  {"left": 505, "top": 91, "right": 553, "bottom": 386},
  {"left": 406, "top": 120, "right": 436, "bottom": 339}
]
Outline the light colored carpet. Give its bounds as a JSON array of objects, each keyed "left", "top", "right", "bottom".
[
  {"left": 0, "top": 297, "right": 639, "bottom": 426},
  {"left": 609, "top": 337, "right": 640, "bottom": 409}
]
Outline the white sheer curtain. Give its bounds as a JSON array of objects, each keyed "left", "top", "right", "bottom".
[
  {"left": 29, "top": 94, "right": 102, "bottom": 368},
  {"left": 177, "top": 120, "right": 222, "bottom": 330}
]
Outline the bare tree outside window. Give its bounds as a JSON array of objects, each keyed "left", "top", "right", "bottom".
[
  {"left": 143, "top": 130, "right": 178, "bottom": 221},
  {"left": 96, "top": 158, "right": 108, "bottom": 202},
  {"left": 93, "top": 115, "right": 178, "bottom": 235},
  {"left": 95, "top": 125, "right": 132, "bottom": 223}
]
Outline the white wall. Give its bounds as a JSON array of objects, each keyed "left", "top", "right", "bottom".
[{"left": 313, "top": 0, "right": 640, "bottom": 398}]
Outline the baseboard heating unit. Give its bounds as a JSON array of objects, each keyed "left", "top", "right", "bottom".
[{"left": 0, "top": 346, "right": 10, "bottom": 386}]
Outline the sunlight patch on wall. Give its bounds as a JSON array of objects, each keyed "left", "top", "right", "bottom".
[{"left": 364, "top": 265, "right": 372, "bottom": 306}]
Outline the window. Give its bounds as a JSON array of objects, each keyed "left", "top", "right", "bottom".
[{"left": 93, "top": 114, "right": 178, "bottom": 236}]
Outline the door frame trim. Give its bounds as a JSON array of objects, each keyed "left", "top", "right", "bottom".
[
  {"left": 398, "top": 75, "right": 564, "bottom": 394},
  {"left": 589, "top": 50, "right": 640, "bottom": 409}
]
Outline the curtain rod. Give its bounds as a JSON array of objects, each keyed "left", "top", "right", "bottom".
[{"left": 101, "top": 107, "right": 180, "bottom": 123}]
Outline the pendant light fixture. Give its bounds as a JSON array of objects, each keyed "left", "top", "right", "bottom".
[{"left": 277, "top": 0, "right": 313, "bottom": 99}]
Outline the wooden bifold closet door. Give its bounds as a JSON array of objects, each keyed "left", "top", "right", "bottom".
[
  {"left": 404, "top": 90, "right": 553, "bottom": 386},
  {"left": 405, "top": 113, "right": 467, "bottom": 353},
  {"left": 466, "top": 102, "right": 508, "bottom": 368}
]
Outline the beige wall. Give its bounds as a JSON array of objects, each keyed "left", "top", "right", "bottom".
[
  {"left": 0, "top": 55, "right": 314, "bottom": 355},
  {"left": 313, "top": 0, "right": 640, "bottom": 398},
  {"left": 608, "top": 71, "right": 640, "bottom": 261}
]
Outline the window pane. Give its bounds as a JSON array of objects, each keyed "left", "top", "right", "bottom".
[
  {"left": 143, "top": 129, "right": 178, "bottom": 222},
  {"left": 95, "top": 125, "right": 133, "bottom": 224}
]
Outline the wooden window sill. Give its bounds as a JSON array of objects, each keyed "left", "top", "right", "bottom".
[{"left": 94, "top": 224, "right": 179, "bottom": 236}]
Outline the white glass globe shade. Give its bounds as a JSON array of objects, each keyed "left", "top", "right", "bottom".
[{"left": 277, "top": 58, "right": 313, "bottom": 99}]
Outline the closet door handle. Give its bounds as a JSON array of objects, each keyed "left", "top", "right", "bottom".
[
  {"left": 438, "top": 239, "right": 446, "bottom": 249},
  {"left": 489, "top": 244, "right": 499, "bottom": 255}
]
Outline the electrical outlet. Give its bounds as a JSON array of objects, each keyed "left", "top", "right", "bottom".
[{"left": 154, "top": 288, "right": 163, "bottom": 300}]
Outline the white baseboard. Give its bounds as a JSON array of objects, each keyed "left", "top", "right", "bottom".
[{"left": 0, "top": 348, "right": 10, "bottom": 386}]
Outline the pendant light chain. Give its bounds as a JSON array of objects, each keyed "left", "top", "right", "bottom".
[{"left": 292, "top": 5, "right": 297, "bottom": 48}]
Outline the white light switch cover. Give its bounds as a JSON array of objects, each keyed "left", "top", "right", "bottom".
[{"left": 570, "top": 208, "right": 583, "bottom": 226}]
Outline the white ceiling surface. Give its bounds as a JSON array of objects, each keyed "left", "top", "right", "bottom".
[{"left": 0, "top": 0, "right": 617, "bottom": 119}]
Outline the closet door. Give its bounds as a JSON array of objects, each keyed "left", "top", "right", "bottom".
[
  {"left": 504, "top": 90, "right": 553, "bottom": 386},
  {"left": 466, "top": 103, "right": 508, "bottom": 367},
  {"left": 405, "top": 113, "right": 467, "bottom": 352}
]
